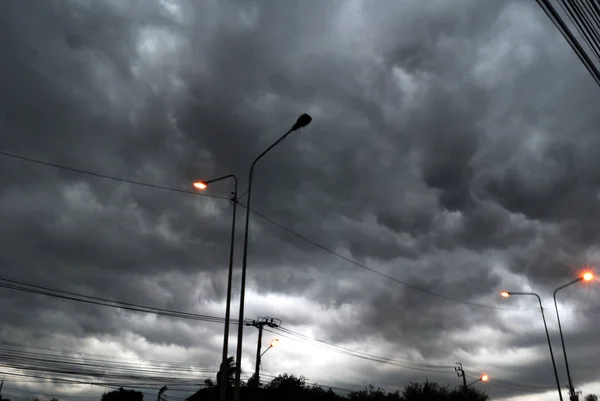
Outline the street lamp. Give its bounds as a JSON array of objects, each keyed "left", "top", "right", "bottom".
[
  {"left": 553, "top": 271, "right": 594, "bottom": 401},
  {"left": 467, "top": 374, "right": 490, "bottom": 387},
  {"left": 500, "top": 290, "right": 563, "bottom": 401},
  {"left": 194, "top": 174, "right": 238, "bottom": 401},
  {"left": 260, "top": 338, "right": 280, "bottom": 358},
  {"left": 234, "top": 113, "right": 313, "bottom": 401}
]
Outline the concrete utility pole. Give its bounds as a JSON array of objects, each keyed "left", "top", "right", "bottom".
[
  {"left": 455, "top": 363, "right": 469, "bottom": 401},
  {"left": 245, "top": 317, "right": 281, "bottom": 385}
]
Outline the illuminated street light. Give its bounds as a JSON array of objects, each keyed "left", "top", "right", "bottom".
[
  {"left": 467, "top": 373, "right": 490, "bottom": 387},
  {"left": 261, "top": 338, "right": 280, "bottom": 357},
  {"left": 500, "top": 291, "right": 563, "bottom": 401},
  {"left": 193, "top": 174, "right": 238, "bottom": 401},
  {"left": 234, "top": 113, "right": 313, "bottom": 401},
  {"left": 554, "top": 271, "right": 596, "bottom": 401}
]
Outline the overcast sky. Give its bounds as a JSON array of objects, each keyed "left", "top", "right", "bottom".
[{"left": 1, "top": 0, "right": 600, "bottom": 400}]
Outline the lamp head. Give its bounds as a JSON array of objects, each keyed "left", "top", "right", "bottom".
[
  {"left": 193, "top": 182, "right": 207, "bottom": 190},
  {"left": 481, "top": 374, "right": 489, "bottom": 382},
  {"left": 291, "top": 113, "right": 312, "bottom": 131},
  {"left": 583, "top": 272, "right": 594, "bottom": 282},
  {"left": 270, "top": 339, "right": 280, "bottom": 348},
  {"left": 500, "top": 291, "right": 510, "bottom": 298}
]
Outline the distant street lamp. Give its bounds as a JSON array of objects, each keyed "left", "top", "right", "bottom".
[
  {"left": 234, "top": 113, "right": 313, "bottom": 401},
  {"left": 553, "top": 271, "right": 594, "bottom": 401},
  {"left": 194, "top": 174, "right": 238, "bottom": 401},
  {"left": 500, "top": 290, "right": 563, "bottom": 401}
]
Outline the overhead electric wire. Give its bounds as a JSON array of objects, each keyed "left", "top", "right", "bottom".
[
  {"left": 0, "top": 150, "right": 521, "bottom": 311},
  {"left": 464, "top": 372, "right": 547, "bottom": 392},
  {"left": 245, "top": 208, "right": 516, "bottom": 311},
  {"left": 0, "top": 277, "right": 460, "bottom": 375},
  {"left": 1, "top": 340, "right": 543, "bottom": 399},
  {"left": 0, "top": 341, "right": 218, "bottom": 371},
  {"left": 0, "top": 275, "right": 236, "bottom": 325},
  {"left": 0, "top": 285, "right": 455, "bottom": 379},
  {"left": 0, "top": 150, "right": 228, "bottom": 200},
  {"left": 2, "top": 386, "right": 101, "bottom": 400},
  {"left": 536, "top": 0, "right": 600, "bottom": 85},
  {"left": 269, "top": 327, "right": 550, "bottom": 394},
  {"left": 0, "top": 350, "right": 213, "bottom": 381},
  {"left": 557, "top": 0, "right": 600, "bottom": 62},
  {"left": 0, "top": 371, "right": 190, "bottom": 400},
  {"left": 569, "top": 0, "right": 600, "bottom": 59},
  {"left": 265, "top": 326, "right": 455, "bottom": 373}
]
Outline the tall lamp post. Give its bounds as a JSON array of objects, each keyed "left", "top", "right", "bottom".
[
  {"left": 194, "top": 175, "right": 238, "bottom": 401},
  {"left": 553, "top": 271, "right": 594, "bottom": 401},
  {"left": 500, "top": 291, "right": 563, "bottom": 401},
  {"left": 234, "top": 113, "right": 313, "bottom": 401}
]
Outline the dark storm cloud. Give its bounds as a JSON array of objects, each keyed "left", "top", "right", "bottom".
[{"left": 1, "top": 0, "right": 600, "bottom": 400}]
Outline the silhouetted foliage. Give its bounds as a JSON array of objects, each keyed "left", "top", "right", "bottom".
[
  {"left": 188, "top": 369, "right": 491, "bottom": 401},
  {"left": 244, "top": 373, "right": 260, "bottom": 389},
  {"left": 217, "top": 356, "right": 236, "bottom": 389},
  {"left": 585, "top": 395, "right": 599, "bottom": 401},
  {"left": 348, "top": 384, "right": 402, "bottom": 400},
  {"left": 157, "top": 385, "right": 168, "bottom": 401},
  {"left": 102, "top": 387, "right": 144, "bottom": 401},
  {"left": 186, "top": 356, "right": 238, "bottom": 401},
  {"left": 263, "top": 374, "right": 309, "bottom": 401}
]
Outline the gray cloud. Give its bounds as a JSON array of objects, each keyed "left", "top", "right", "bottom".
[{"left": 1, "top": 0, "right": 600, "bottom": 400}]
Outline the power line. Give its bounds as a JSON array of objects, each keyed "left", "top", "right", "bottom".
[
  {"left": 265, "top": 327, "right": 456, "bottom": 373},
  {"left": 0, "top": 275, "right": 235, "bottom": 325},
  {"left": 464, "top": 372, "right": 547, "bottom": 392},
  {"left": 0, "top": 348, "right": 216, "bottom": 380},
  {"left": 0, "top": 276, "right": 460, "bottom": 375},
  {"left": 0, "top": 150, "right": 228, "bottom": 200},
  {"left": 3, "top": 386, "right": 101, "bottom": 400},
  {"left": 0, "top": 371, "right": 190, "bottom": 400},
  {"left": 536, "top": 0, "right": 600, "bottom": 86},
  {"left": 0, "top": 346, "right": 366, "bottom": 398},
  {"left": 0, "top": 150, "right": 517, "bottom": 311},
  {"left": 247, "top": 208, "right": 515, "bottom": 311},
  {"left": 1, "top": 338, "right": 541, "bottom": 399},
  {"left": 0, "top": 341, "right": 218, "bottom": 371}
]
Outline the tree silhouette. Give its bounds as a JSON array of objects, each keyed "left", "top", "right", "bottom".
[
  {"left": 216, "top": 356, "right": 236, "bottom": 389},
  {"left": 189, "top": 367, "right": 491, "bottom": 401},
  {"left": 101, "top": 387, "right": 144, "bottom": 401},
  {"left": 585, "top": 395, "right": 599, "bottom": 401},
  {"left": 263, "top": 374, "right": 309, "bottom": 401},
  {"left": 348, "top": 384, "right": 402, "bottom": 401},
  {"left": 448, "top": 385, "right": 489, "bottom": 401},
  {"left": 157, "top": 385, "right": 168, "bottom": 401},
  {"left": 186, "top": 356, "right": 237, "bottom": 401}
]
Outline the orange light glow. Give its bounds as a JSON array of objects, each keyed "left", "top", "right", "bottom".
[
  {"left": 500, "top": 291, "right": 510, "bottom": 298},
  {"left": 270, "top": 339, "right": 280, "bottom": 348},
  {"left": 193, "top": 182, "right": 207, "bottom": 190},
  {"left": 583, "top": 272, "right": 594, "bottom": 282},
  {"left": 481, "top": 374, "right": 489, "bottom": 382}
]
